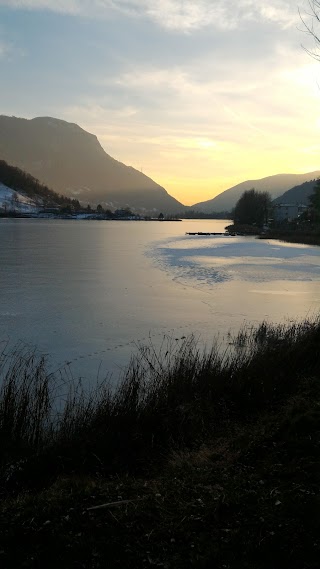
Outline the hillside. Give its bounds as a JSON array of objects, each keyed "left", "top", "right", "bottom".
[
  {"left": 273, "top": 179, "right": 318, "bottom": 205},
  {"left": 192, "top": 172, "right": 320, "bottom": 213},
  {"left": 0, "top": 115, "right": 184, "bottom": 214},
  {"left": 0, "top": 183, "right": 39, "bottom": 214},
  {"left": 0, "top": 159, "right": 81, "bottom": 214}
]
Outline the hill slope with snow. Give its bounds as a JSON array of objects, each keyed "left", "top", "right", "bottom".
[{"left": 0, "top": 183, "right": 39, "bottom": 214}]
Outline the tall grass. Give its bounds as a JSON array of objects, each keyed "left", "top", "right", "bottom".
[
  {"left": 0, "top": 343, "right": 53, "bottom": 456},
  {"left": 0, "top": 317, "right": 319, "bottom": 489}
]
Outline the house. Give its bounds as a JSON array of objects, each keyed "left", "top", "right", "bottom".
[{"left": 272, "top": 203, "right": 308, "bottom": 222}]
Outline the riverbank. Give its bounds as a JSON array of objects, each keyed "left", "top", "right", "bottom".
[
  {"left": 260, "top": 228, "right": 320, "bottom": 246},
  {"left": 225, "top": 223, "right": 320, "bottom": 246},
  {"left": 1, "top": 318, "right": 320, "bottom": 567}
]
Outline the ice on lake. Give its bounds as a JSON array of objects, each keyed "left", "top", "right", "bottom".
[{"left": 150, "top": 235, "right": 320, "bottom": 286}]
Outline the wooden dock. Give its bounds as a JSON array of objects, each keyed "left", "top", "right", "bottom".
[{"left": 185, "top": 231, "right": 233, "bottom": 236}]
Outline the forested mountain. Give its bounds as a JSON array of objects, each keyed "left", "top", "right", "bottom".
[
  {"left": 191, "top": 172, "right": 320, "bottom": 213},
  {"left": 0, "top": 160, "right": 80, "bottom": 208},
  {"left": 0, "top": 115, "right": 184, "bottom": 214},
  {"left": 273, "top": 179, "right": 318, "bottom": 205}
]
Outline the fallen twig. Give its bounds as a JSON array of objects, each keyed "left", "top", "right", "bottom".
[{"left": 87, "top": 498, "right": 141, "bottom": 511}]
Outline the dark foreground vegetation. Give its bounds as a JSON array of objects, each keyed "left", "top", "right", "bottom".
[{"left": 0, "top": 318, "right": 320, "bottom": 568}]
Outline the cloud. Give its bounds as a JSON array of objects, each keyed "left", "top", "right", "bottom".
[
  {"left": 63, "top": 53, "right": 320, "bottom": 149},
  {"left": 0, "top": 39, "right": 14, "bottom": 59},
  {"left": 141, "top": 0, "right": 299, "bottom": 31},
  {"left": 0, "top": 41, "right": 8, "bottom": 58},
  {"left": 0, "top": 0, "right": 300, "bottom": 31},
  {"left": 0, "top": 0, "right": 80, "bottom": 14}
]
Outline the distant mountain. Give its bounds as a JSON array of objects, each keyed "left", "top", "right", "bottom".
[
  {"left": 273, "top": 179, "right": 318, "bottom": 205},
  {"left": 0, "top": 115, "right": 184, "bottom": 214},
  {"left": 191, "top": 172, "right": 320, "bottom": 213}
]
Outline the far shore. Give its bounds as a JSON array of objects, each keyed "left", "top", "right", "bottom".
[{"left": 2, "top": 214, "right": 320, "bottom": 245}]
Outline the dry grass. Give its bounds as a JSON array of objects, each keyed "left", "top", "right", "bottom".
[
  {"left": 0, "top": 318, "right": 319, "bottom": 568},
  {"left": 0, "top": 317, "right": 319, "bottom": 490}
]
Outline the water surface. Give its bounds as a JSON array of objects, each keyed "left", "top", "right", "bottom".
[{"left": 1, "top": 218, "right": 319, "bottom": 381}]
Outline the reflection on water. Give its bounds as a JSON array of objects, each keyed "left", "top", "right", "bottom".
[{"left": 0, "top": 218, "right": 319, "bottom": 382}]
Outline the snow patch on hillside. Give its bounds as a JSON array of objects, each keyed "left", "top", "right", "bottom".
[{"left": 0, "top": 184, "right": 40, "bottom": 214}]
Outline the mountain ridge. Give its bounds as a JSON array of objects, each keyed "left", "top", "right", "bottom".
[
  {"left": 0, "top": 115, "right": 184, "bottom": 214},
  {"left": 191, "top": 171, "right": 320, "bottom": 212},
  {"left": 273, "top": 179, "right": 318, "bottom": 205},
  {"left": 2, "top": 115, "right": 319, "bottom": 214}
]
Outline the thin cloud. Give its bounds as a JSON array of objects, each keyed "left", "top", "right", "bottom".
[
  {"left": 0, "top": 0, "right": 80, "bottom": 14},
  {"left": 0, "top": 0, "right": 299, "bottom": 31},
  {"left": 141, "top": 0, "right": 299, "bottom": 31},
  {"left": 0, "top": 41, "right": 8, "bottom": 58},
  {"left": 0, "top": 39, "right": 14, "bottom": 59}
]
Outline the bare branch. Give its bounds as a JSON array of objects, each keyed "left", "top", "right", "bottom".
[{"left": 299, "top": 1, "right": 320, "bottom": 60}]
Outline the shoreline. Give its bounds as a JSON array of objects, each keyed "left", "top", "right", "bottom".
[
  {"left": 259, "top": 229, "right": 320, "bottom": 246},
  {"left": 226, "top": 223, "right": 320, "bottom": 246}
]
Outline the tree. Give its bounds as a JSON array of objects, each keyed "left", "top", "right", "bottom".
[
  {"left": 60, "top": 203, "right": 72, "bottom": 214},
  {"left": 71, "top": 199, "right": 81, "bottom": 212},
  {"left": 124, "top": 207, "right": 133, "bottom": 217},
  {"left": 309, "top": 179, "right": 320, "bottom": 221},
  {"left": 299, "top": 1, "right": 320, "bottom": 60},
  {"left": 233, "top": 189, "right": 271, "bottom": 226},
  {"left": 11, "top": 191, "right": 19, "bottom": 211}
]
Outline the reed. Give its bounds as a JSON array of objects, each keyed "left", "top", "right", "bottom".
[{"left": 0, "top": 316, "right": 319, "bottom": 490}]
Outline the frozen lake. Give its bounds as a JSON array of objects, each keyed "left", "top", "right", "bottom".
[{"left": 1, "top": 218, "right": 319, "bottom": 381}]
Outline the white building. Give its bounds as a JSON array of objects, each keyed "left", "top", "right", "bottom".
[{"left": 272, "top": 203, "right": 308, "bottom": 222}]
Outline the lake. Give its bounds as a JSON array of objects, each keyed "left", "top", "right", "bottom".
[{"left": 1, "top": 218, "right": 319, "bottom": 382}]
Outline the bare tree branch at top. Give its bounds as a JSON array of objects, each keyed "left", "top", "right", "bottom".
[{"left": 299, "top": 0, "right": 320, "bottom": 60}]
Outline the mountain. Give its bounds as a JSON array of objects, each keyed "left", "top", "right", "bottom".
[
  {"left": 191, "top": 172, "right": 320, "bottom": 213},
  {"left": 273, "top": 179, "right": 318, "bottom": 205},
  {"left": 0, "top": 115, "right": 184, "bottom": 214}
]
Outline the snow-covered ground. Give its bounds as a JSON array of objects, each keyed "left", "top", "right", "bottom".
[{"left": 0, "top": 183, "right": 40, "bottom": 214}]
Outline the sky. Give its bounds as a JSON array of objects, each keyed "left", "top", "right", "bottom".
[{"left": 0, "top": 0, "right": 320, "bottom": 205}]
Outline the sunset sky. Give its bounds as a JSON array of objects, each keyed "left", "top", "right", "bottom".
[{"left": 0, "top": 0, "right": 320, "bottom": 205}]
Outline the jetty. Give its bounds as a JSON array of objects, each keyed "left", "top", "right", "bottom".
[{"left": 186, "top": 231, "right": 234, "bottom": 236}]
